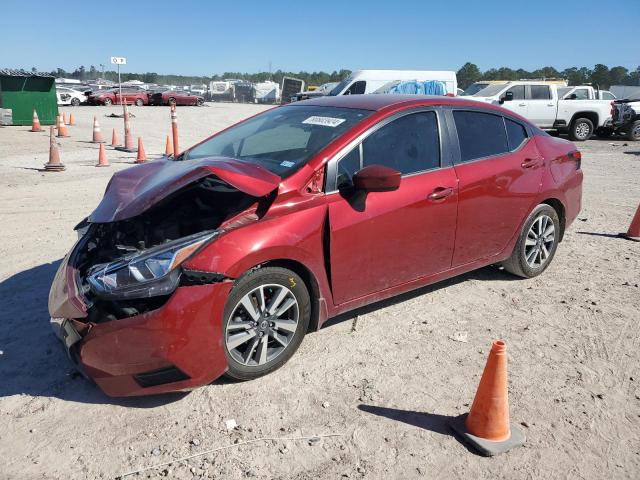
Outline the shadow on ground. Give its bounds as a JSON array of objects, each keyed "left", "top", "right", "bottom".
[
  {"left": 357, "top": 404, "right": 480, "bottom": 455},
  {"left": 0, "top": 258, "right": 515, "bottom": 407}
]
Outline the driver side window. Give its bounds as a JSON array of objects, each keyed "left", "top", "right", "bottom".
[{"left": 334, "top": 111, "right": 440, "bottom": 190}]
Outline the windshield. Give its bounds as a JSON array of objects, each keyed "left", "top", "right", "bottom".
[
  {"left": 329, "top": 77, "right": 352, "bottom": 96},
  {"left": 472, "top": 83, "right": 508, "bottom": 97},
  {"left": 460, "top": 83, "right": 489, "bottom": 96},
  {"left": 185, "top": 105, "right": 371, "bottom": 178}
]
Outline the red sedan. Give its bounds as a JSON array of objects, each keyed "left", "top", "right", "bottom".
[
  {"left": 49, "top": 95, "right": 582, "bottom": 396},
  {"left": 87, "top": 89, "right": 149, "bottom": 106},
  {"left": 149, "top": 90, "right": 204, "bottom": 106}
]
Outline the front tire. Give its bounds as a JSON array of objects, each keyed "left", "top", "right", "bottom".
[
  {"left": 626, "top": 120, "right": 640, "bottom": 141},
  {"left": 569, "top": 117, "right": 593, "bottom": 141},
  {"left": 135, "top": 98, "right": 144, "bottom": 107},
  {"left": 103, "top": 98, "right": 113, "bottom": 106},
  {"left": 223, "top": 267, "right": 310, "bottom": 381},
  {"left": 168, "top": 97, "right": 176, "bottom": 106},
  {"left": 70, "top": 98, "right": 80, "bottom": 106},
  {"left": 502, "top": 204, "right": 560, "bottom": 278}
]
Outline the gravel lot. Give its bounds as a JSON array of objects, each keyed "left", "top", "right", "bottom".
[{"left": 0, "top": 103, "right": 638, "bottom": 480}]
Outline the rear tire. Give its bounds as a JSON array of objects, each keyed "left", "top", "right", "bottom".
[
  {"left": 222, "top": 267, "right": 310, "bottom": 381},
  {"left": 135, "top": 98, "right": 144, "bottom": 107},
  {"left": 70, "top": 98, "right": 80, "bottom": 107},
  {"left": 626, "top": 120, "right": 640, "bottom": 141},
  {"left": 501, "top": 204, "right": 560, "bottom": 278},
  {"left": 168, "top": 97, "right": 176, "bottom": 106},
  {"left": 196, "top": 98, "right": 204, "bottom": 106},
  {"left": 103, "top": 98, "right": 113, "bottom": 106},
  {"left": 569, "top": 117, "right": 593, "bottom": 141}
]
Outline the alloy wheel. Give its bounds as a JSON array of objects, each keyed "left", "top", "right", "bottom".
[
  {"left": 524, "top": 214, "right": 555, "bottom": 268},
  {"left": 575, "top": 122, "right": 591, "bottom": 140},
  {"left": 225, "top": 284, "right": 299, "bottom": 367}
]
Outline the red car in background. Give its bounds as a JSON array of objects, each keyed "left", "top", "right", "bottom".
[
  {"left": 86, "top": 89, "right": 149, "bottom": 106},
  {"left": 149, "top": 90, "right": 204, "bottom": 106},
  {"left": 49, "top": 95, "right": 582, "bottom": 396}
]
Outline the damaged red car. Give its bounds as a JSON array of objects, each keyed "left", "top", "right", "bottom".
[{"left": 49, "top": 95, "right": 582, "bottom": 397}]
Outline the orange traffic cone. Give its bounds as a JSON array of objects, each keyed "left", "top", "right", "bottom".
[
  {"left": 111, "top": 128, "right": 120, "bottom": 147},
  {"left": 620, "top": 203, "right": 640, "bottom": 241},
  {"left": 68, "top": 113, "right": 75, "bottom": 126},
  {"left": 92, "top": 116, "right": 105, "bottom": 143},
  {"left": 165, "top": 135, "right": 174, "bottom": 156},
  {"left": 135, "top": 137, "right": 147, "bottom": 163},
  {"left": 171, "top": 104, "right": 180, "bottom": 156},
  {"left": 95, "top": 143, "right": 110, "bottom": 167},
  {"left": 450, "top": 340, "right": 525, "bottom": 456},
  {"left": 57, "top": 115, "right": 70, "bottom": 138},
  {"left": 116, "top": 104, "right": 136, "bottom": 152},
  {"left": 44, "top": 126, "right": 65, "bottom": 172},
  {"left": 30, "top": 109, "right": 43, "bottom": 132}
]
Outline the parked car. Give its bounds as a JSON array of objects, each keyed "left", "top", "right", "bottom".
[
  {"left": 611, "top": 98, "right": 640, "bottom": 141},
  {"left": 293, "top": 82, "right": 340, "bottom": 102},
  {"left": 49, "top": 94, "right": 583, "bottom": 397},
  {"left": 149, "top": 90, "right": 204, "bottom": 106},
  {"left": 86, "top": 89, "right": 149, "bottom": 106},
  {"left": 472, "top": 82, "right": 612, "bottom": 140},
  {"left": 328, "top": 70, "right": 458, "bottom": 97},
  {"left": 56, "top": 86, "right": 86, "bottom": 106}
]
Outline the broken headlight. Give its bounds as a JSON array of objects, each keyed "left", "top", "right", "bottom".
[{"left": 87, "top": 231, "right": 216, "bottom": 300}]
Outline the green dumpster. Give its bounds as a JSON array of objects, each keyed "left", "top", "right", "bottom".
[{"left": 0, "top": 69, "right": 58, "bottom": 126}]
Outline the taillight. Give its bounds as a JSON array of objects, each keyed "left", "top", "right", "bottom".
[{"left": 570, "top": 150, "right": 581, "bottom": 170}]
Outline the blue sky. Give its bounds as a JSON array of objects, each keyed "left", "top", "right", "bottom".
[{"left": 3, "top": 0, "right": 638, "bottom": 75}]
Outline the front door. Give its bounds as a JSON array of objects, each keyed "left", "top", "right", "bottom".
[{"left": 326, "top": 110, "right": 458, "bottom": 305}]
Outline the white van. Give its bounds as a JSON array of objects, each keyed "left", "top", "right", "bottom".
[{"left": 328, "top": 70, "right": 458, "bottom": 96}]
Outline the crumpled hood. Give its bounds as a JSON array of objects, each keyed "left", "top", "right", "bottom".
[{"left": 89, "top": 157, "right": 281, "bottom": 223}]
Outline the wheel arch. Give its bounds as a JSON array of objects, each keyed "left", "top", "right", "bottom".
[
  {"left": 250, "top": 259, "right": 323, "bottom": 333},
  {"left": 541, "top": 198, "right": 566, "bottom": 241},
  {"left": 570, "top": 111, "right": 599, "bottom": 128}
]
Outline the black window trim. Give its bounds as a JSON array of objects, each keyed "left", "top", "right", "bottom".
[
  {"left": 446, "top": 107, "right": 532, "bottom": 165},
  {"left": 325, "top": 107, "right": 447, "bottom": 194}
]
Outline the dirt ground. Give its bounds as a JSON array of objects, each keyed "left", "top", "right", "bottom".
[{"left": 0, "top": 103, "right": 638, "bottom": 480}]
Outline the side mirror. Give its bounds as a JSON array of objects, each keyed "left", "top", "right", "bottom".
[
  {"left": 352, "top": 165, "right": 401, "bottom": 193},
  {"left": 500, "top": 91, "right": 514, "bottom": 104},
  {"left": 568, "top": 93, "right": 577, "bottom": 100}
]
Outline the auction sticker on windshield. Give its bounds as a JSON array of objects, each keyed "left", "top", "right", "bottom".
[{"left": 302, "top": 116, "right": 346, "bottom": 127}]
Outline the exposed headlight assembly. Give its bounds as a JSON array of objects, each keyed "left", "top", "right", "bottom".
[{"left": 87, "top": 231, "right": 216, "bottom": 300}]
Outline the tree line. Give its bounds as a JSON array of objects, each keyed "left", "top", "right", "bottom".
[
  {"left": 456, "top": 63, "right": 640, "bottom": 90},
  {"left": 41, "top": 63, "right": 639, "bottom": 90}
]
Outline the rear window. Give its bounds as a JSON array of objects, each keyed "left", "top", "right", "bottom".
[
  {"left": 453, "top": 111, "right": 508, "bottom": 162},
  {"left": 530, "top": 85, "right": 551, "bottom": 100},
  {"left": 505, "top": 118, "right": 528, "bottom": 150},
  {"left": 185, "top": 105, "right": 371, "bottom": 178}
]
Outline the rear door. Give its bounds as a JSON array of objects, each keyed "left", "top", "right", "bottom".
[
  {"left": 326, "top": 110, "right": 458, "bottom": 304},
  {"left": 448, "top": 109, "right": 544, "bottom": 266},
  {"left": 526, "top": 85, "right": 556, "bottom": 127}
]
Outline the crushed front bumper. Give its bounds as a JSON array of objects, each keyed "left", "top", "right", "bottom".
[{"left": 49, "top": 257, "right": 233, "bottom": 397}]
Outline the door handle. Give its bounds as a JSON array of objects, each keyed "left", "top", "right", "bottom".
[
  {"left": 521, "top": 158, "right": 542, "bottom": 169},
  {"left": 518, "top": 103, "right": 526, "bottom": 107},
  {"left": 428, "top": 187, "right": 454, "bottom": 200},
  {"left": 547, "top": 103, "right": 554, "bottom": 107}
]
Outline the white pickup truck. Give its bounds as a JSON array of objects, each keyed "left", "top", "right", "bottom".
[
  {"left": 611, "top": 98, "right": 640, "bottom": 141},
  {"left": 472, "top": 82, "right": 613, "bottom": 141}
]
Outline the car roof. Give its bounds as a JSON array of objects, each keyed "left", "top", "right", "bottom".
[{"left": 291, "top": 94, "right": 494, "bottom": 111}]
